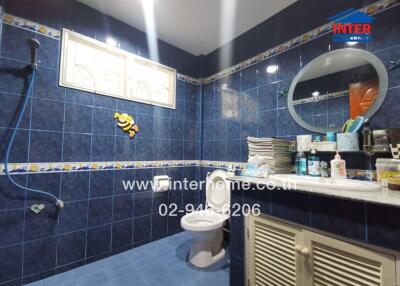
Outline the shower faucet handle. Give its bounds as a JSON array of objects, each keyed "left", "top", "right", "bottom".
[
  {"left": 56, "top": 199, "right": 65, "bottom": 208},
  {"left": 27, "top": 38, "right": 40, "bottom": 70}
]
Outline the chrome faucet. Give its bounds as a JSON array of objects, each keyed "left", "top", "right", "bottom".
[{"left": 320, "top": 161, "right": 329, "bottom": 177}]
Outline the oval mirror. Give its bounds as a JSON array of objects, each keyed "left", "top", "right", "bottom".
[{"left": 288, "top": 48, "right": 388, "bottom": 134}]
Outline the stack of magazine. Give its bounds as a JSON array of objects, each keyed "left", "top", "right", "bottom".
[{"left": 247, "top": 137, "right": 291, "bottom": 174}]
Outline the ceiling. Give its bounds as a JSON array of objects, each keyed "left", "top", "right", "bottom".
[{"left": 78, "top": 0, "right": 297, "bottom": 56}]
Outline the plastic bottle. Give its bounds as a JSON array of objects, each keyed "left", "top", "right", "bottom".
[
  {"left": 308, "top": 148, "right": 321, "bottom": 177},
  {"left": 295, "top": 152, "right": 307, "bottom": 176},
  {"left": 330, "top": 151, "right": 347, "bottom": 179},
  {"left": 362, "top": 120, "right": 374, "bottom": 156}
]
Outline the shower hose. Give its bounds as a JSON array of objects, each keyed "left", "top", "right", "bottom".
[{"left": 4, "top": 69, "right": 64, "bottom": 208}]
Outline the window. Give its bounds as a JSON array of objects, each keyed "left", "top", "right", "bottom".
[{"left": 60, "top": 29, "right": 176, "bottom": 109}]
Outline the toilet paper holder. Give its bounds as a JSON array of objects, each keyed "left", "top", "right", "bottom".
[{"left": 153, "top": 175, "right": 171, "bottom": 192}]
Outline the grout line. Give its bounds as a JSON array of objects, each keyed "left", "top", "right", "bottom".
[
  {"left": 54, "top": 86, "right": 67, "bottom": 270},
  {"left": 83, "top": 95, "right": 95, "bottom": 261},
  {"left": 20, "top": 66, "right": 39, "bottom": 279},
  {"left": 109, "top": 100, "right": 118, "bottom": 252},
  {"left": 308, "top": 194, "right": 312, "bottom": 226},
  {"left": 364, "top": 202, "right": 369, "bottom": 243}
]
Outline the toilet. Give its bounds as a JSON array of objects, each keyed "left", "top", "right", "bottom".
[{"left": 181, "top": 169, "right": 231, "bottom": 268}]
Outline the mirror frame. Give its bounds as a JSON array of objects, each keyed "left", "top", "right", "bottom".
[{"left": 287, "top": 48, "right": 388, "bottom": 134}]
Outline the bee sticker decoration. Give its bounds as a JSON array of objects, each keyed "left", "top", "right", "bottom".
[{"left": 114, "top": 112, "right": 139, "bottom": 138}]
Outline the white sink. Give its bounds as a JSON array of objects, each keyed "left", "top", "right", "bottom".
[{"left": 269, "top": 174, "right": 382, "bottom": 192}]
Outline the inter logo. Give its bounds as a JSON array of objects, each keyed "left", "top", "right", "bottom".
[{"left": 330, "top": 8, "right": 374, "bottom": 43}]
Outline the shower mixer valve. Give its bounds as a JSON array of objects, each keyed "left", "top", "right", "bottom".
[{"left": 56, "top": 199, "right": 65, "bottom": 208}]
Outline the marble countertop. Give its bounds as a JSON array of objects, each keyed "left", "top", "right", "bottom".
[{"left": 227, "top": 175, "right": 400, "bottom": 207}]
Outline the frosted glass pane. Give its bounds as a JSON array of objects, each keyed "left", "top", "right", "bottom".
[
  {"left": 61, "top": 29, "right": 175, "bottom": 108},
  {"left": 65, "top": 39, "right": 97, "bottom": 90},
  {"left": 95, "top": 50, "right": 126, "bottom": 96}
]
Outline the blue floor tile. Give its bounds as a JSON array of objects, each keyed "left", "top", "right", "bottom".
[{"left": 26, "top": 232, "right": 229, "bottom": 286}]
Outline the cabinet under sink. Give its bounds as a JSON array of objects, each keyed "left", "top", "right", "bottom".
[{"left": 246, "top": 215, "right": 397, "bottom": 286}]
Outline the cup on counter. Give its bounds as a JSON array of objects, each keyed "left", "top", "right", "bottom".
[
  {"left": 297, "top": 135, "right": 312, "bottom": 152},
  {"left": 326, "top": 132, "right": 336, "bottom": 142}
]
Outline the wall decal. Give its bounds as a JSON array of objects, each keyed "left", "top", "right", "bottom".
[{"left": 114, "top": 112, "right": 139, "bottom": 138}]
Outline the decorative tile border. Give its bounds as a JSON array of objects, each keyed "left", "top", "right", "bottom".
[
  {"left": 0, "top": 160, "right": 376, "bottom": 181},
  {"left": 0, "top": 160, "right": 200, "bottom": 175},
  {"left": 2, "top": 12, "right": 60, "bottom": 39},
  {"left": 293, "top": 90, "right": 348, "bottom": 105},
  {"left": 0, "top": 160, "right": 244, "bottom": 175},
  {"left": 1, "top": 10, "right": 201, "bottom": 85},
  {"left": 200, "top": 160, "right": 246, "bottom": 170},
  {"left": 201, "top": 0, "right": 399, "bottom": 84},
  {"left": 177, "top": 73, "right": 201, "bottom": 85}
]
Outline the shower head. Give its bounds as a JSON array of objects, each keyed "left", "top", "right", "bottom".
[
  {"left": 27, "top": 38, "right": 40, "bottom": 70},
  {"left": 28, "top": 38, "right": 40, "bottom": 48}
]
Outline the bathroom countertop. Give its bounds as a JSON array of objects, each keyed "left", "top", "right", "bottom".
[{"left": 227, "top": 175, "right": 400, "bottom": 207}]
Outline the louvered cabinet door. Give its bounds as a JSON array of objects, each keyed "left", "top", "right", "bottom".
[
  {"left": 247, "top": 216, "right": 305, "bottom": 286},
  {"left": 303, "top": 230, "right": 396, "bottom": 286}
]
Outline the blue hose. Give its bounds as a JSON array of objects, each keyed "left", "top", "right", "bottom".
[{"left": 4, "top": 69, "right": 64, "bottom": 208}]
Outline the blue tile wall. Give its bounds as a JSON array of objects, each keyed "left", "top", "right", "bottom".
[
  {"left": 230, "top": 216, "right": 244, "bottom": 259},
  {"left": 295, "top": 95, "right": 350, "bottom": 130},
  {"left": 204, "top": 0, "right": 379, "bottom": 76},
  {"left": 230, "top": 254, "right": 245, "bottom": 286},
  {"left": 1, "top": 0, "right": 400, "bottom": 285},
  {"left": 310, "top": 195, "right": 366, "bottom": 240},
  {"left": 0, "top": 1, "right": 202, "bottom": 285},
  {"left": 201, "top": 4, "right": 400, "bottom": 164},
  {"left": 200, "top": 3, "right": 400, "bottom": 286},
  {"left": 0, "top": 166, "right": 201, "bottom": 285},
  {"left": 0, "top": 244, "right": 22, "bottom": 284}
]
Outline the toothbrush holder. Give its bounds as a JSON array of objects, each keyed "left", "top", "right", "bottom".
[{"left": 337, "top": 133, "right": 359, "bottom": 151}]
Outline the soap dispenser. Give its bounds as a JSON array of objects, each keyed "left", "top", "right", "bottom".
[
  {"left": 330, "top": 151, "right": 347, "bottom": 179},
  {"left": 308, "top": 148, "right": 321, "bottom": 177}
]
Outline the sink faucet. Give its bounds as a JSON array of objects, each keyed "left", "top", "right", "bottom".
[{"left": 320, "top": 161, "right": 329, "bottom": 177}]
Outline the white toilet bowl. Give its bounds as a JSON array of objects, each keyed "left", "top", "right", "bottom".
[{"left": 181, "top": 169, "right": 231, "bottom": 268}]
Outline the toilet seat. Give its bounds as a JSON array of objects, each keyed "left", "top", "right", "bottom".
[
  {"left": 206, "top": 169, "right": 231, "bottom": 213},
  {"left": 181, "top": 209, "right": 229, "bottom": 232},
  {"left": 181, "top": 169, "right": 231, "bottom": 232}
]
